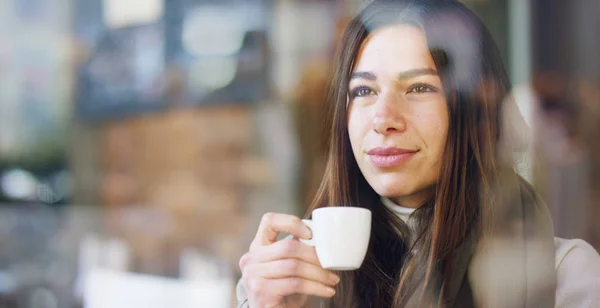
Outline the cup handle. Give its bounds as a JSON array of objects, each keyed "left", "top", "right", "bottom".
[{"left": 299, "top": 219, "right": 315, "bottom": 246}]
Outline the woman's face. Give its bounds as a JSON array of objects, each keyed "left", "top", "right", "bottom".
[{"left": 347, "top": 25, "right": 449, "bottom": 208}]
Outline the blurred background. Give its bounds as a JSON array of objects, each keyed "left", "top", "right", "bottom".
[{"left": 0, "top": 0, "right": 599, "bottom": 307}]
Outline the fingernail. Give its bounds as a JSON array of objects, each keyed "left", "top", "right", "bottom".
[
  {"left": 326, "top": 287, "right": 336, "bottom": 297},
  {"left": 330, "top": 274, "right": 340, "bottom": 284},
  {"left": 302, "top": 226, "right": 312, "bottom": 238}
]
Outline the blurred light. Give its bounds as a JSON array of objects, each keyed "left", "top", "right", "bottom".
[
  {"left": 103, "top": 0, "right": 163, "bottom": 29},
  {"left": 83, "top": 269, "right": 232, "bottom": 308},
  {"left": 179, "top": 248, "right": 220, "bottom": 281},
  {"left": 182, "top": 7, "right": 245, "bottom": 56},
  {"left": 1, "top": 169, "right": 38, "bottom": 201},
  {"left": 188, "top": 57, "right": 237, "bottom": 92}
]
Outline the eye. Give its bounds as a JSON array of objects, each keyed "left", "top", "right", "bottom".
[
  {"left": 407, "top": 83, "right": 439, "bottom": 94},
  {"left": 350, "top": 86, "right": 375, "bottom": 98}
]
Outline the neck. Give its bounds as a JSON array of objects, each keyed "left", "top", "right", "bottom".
[{"left": 390, "top": 186, "right": 434, "bottom": 208}]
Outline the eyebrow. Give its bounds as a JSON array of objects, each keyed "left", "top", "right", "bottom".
[{"left": 350, "top": 68, "right": 438, "bottom": 81}]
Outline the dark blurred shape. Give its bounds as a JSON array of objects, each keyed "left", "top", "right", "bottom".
[
  {"left": 75, "top": 23, "right": 167, "bottom": 120},
  {"left": 199, "top": 30, "right": 271, "bottom": 104}
]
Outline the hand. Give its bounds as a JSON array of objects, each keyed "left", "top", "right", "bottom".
[{"left": 239, "top": 213, "right": 340, "bottom": 308}]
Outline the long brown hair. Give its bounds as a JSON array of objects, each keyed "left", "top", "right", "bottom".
[{"left": 307, "top": 0, "right": 513, "bottom": 306}]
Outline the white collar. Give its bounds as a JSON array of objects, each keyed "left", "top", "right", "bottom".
[{"left": 381, "top": 197, "right": 417, "bottom": 216}]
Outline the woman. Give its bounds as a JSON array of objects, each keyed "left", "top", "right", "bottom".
[{"left": 237, "top": 0, "right": 600, "bottom": 307}]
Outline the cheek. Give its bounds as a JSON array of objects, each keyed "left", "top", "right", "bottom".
[
  {"left": 434, "top": 110, "right": 449, "bottom": 148},
  {"left": 347, "top": 109, "right": 369, "bottom": 151},
  {"left": 430, "top": 116, "right": 448, "bottom": 144},
  {"left": 415, "top": 103, "right": 449, "bottom": 151}
]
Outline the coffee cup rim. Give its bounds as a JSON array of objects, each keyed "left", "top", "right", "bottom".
[{"left": 312, "top": 206, "right": 371, "bottom": 215}]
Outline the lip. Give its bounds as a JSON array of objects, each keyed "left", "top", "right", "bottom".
[{"left": 366, "top": 147, "right": 418, "bottom": 167}]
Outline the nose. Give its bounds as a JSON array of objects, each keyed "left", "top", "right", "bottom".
[{"left": 372, "top": 91, "right": 407, "bottom": 135}]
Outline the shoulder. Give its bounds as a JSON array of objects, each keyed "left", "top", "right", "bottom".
[
  {"left": 554, "top": 237, "right": 600, "bottom": 307},
  {"left": 555, "top": 237, "right": 600, "bottom": 269}
]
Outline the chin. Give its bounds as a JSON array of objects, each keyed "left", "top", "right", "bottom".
[
  {"left": 375, "top": 186, "right": 415, "bottom": 199},
  {"left": 369, "top": 173, "right": 416, "bottom": 198}
]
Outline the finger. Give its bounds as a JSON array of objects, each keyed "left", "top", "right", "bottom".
[
  {"left": 251, "top": 213, "right": 312, "bottom": 249},
  {"left": 250, "top": 238, "right": 321, "bottom": 267},
  {"left": 275, "top": 277, "right": 336, "bottom": 299},
  {"left": 248, "top": 259, "right": 340, "bottom": 287},
  {"left": 239, "top": 252, "right": 252, "bottom": 272},
  {"left": 247, "top": 277, "right": 335, "bottom": 301}
]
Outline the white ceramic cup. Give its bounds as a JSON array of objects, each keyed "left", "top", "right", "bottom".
[{"left": 300, "top": 207, "right": 371, "bottom": 271}]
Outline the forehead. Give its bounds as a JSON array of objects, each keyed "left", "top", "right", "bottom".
[{"left": 352, "top": 25, "right": 435, "bottom": 74}]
